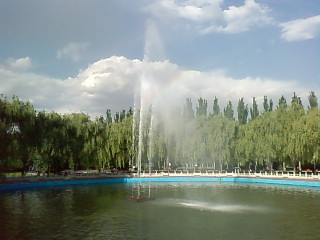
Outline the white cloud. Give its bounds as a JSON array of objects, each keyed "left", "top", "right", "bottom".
[
  {"left": 146, "top": 0, "right": 272, "bottom": 34},
  {"left": 215, "top": 0, "right": 272, "bottom": 33},
  {"left": 0, "top": 56, "right": 313, "bottom": 118},
  {"left": 279, "top": 15, "right": 320, "bottom": 41},
  {"left": 56, "top": 42, "right": 89, "bottom": 62},
  {"left": 0, "top": 66, "right": 76, "bottom": 112},
  {"left": 5, "top": 57, "right": 33, "bottom": 71},
  {"left": 78, "top": 56, "right": 141, "bottom": 91}
]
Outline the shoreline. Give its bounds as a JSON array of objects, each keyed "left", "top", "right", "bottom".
[{"left": 1, "top": 172, "right": 320, "bottom": 190}]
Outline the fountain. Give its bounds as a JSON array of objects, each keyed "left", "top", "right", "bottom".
[{"left": 129, "top": 74, "right": 155, "bottom": 201}]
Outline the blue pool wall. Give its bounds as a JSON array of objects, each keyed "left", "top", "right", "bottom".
[
  {"left": 1, "top": 177, "right": 320, "bottom": 191},
  {"left": 127, "top": 177, "right": 320, "bottom": 188}
]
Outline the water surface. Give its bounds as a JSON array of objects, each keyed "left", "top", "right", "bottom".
[{"left": 0, "top": 182, "right": 319, "bottom": 240}]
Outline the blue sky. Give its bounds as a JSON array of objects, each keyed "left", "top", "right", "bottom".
[{"left": 0, "top": 0, "right": 319, "bottom": 117}]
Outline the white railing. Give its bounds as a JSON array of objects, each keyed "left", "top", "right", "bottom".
[
  {"left": 4, "top": 170, "right": 320, "bottom": 181},
  {"left": 137, "top": 170, "right": 320, "bottom": 180}
]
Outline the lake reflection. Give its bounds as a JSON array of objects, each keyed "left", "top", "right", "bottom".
[{"left": 0, "top": 182, "right": 319, "bottom": 240}]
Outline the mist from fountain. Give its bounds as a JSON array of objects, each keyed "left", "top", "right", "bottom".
[{"left": 135, "top": 20, "right": 193, "bottom": 177}]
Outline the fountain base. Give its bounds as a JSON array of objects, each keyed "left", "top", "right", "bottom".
[{"left": 128, "top": 196, "right": 155, "bottom": 202}]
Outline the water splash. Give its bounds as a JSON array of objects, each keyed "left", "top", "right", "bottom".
[
  {"left": 155, "top": 199, "right": 270, "bottom": 213},
  {"left": 178, "top": 200, "right": 268, "bottom": 213}
]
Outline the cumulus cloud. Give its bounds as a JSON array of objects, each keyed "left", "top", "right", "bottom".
[
  {"left": 214, "top": 0, "right": 272, "bottom": 33},
  {"left": 279, "top": 15, "right": 320, "bottom": 41},
  {"left": 0, "top": 64, "right": 80, "bottom": 112},
  {"left": 0, "top": 56, "right": 312, "bottom": 118},
  {"left": 56, "top": 42, "right": 89, "bottom": 62},
  {"left": 146, "top": 0, "right": 272, "bottom": 34}
]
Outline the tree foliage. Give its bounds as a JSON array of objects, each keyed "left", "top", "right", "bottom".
[{"left": 1, "top": 92, "right": 320, "bottom": 175}]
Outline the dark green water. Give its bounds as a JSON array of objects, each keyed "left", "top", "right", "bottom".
[{"left": 0, "top": 182, "right": 320, "bottom": 240}]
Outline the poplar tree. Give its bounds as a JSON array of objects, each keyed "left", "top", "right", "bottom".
[
  {"left": 308, "top": 91, "right": 318, "bottom": 109},
  {"left": 237, "top": 98, "right": 248, "bottom": 124},
  {"left": 183, "top": 98, "right": 194, "bottom": 120},
  {"left": 285, "top": 93, "right": 305, "bottom": 171},
  {"left": 196, "top": 97, "right": 208, "bottom": 117},
  {"left": 250, "top": 97, "right": 259, "bottom": 120},
  {"left": 212, "top": 97, "right": 220, "bottom": 116},
  {"left": 278, "top": 95, "right": 287, "bottom": 108},
  {"left": 106, "top": 109, "right": 112, "bottom": 124},
  {"left": 224, "top": 101, "right": 234, "bottom": 120}
]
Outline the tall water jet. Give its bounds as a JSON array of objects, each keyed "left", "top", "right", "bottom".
[
  {"left": 130, "top": 93, "right": 137, "bottom": 169},
  {"left": 131, "top": 20, "right": 163, "bottom": 201},
  {"left": 136, "top": 73, "right": 153, "bottom": 174},
  {"left": 130, "top": 76, "right": 156, "bottom": 201},
  {"left": 148, "top": 110, "right": 154, "bottom": 175},
  {"left": 136, "top": 20, "right": 163, "bottom": 178},
  {"left": 143, "top": 20, "right": 166, "bottom": 62},
  {"left": 137, "top": 81, "right": 144, "bottom": 179}
]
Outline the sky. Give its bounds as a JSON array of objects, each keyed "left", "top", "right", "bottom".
[{"left": 0, "top": 0, "right": 319, "bottom": 118}]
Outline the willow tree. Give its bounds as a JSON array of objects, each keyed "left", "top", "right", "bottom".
[
  {"left": 234, "top": 124, "right": 249, "bottom": 169},
  {"left": 82, "top": 120, "right": 109, "bottom": 171},
  {"left": 0, "top": 95, "right": 21, "bottom": 173},
  {"left": 35, "top": 112, "right": 68, "bottom": 175},
  {"left": 270, "top": 96, "right": 291, "bottom": 170},
  {"left": 180, "top": 99, "right": 197, "bottom": 169},
  {"left": 284, "top": 94, "right": 305, "bottom": 171},
  {"left": 7, "top": 96, "right": 38, "bottom": 175},
  {"left": 207, "top": 114, "right": 236, "bottom": 171},
  {"left": 194, "top": 115, "right": 210, "bottom": 169},
  {"left": 106, "top": 114, "right": 133, "bottom": 169},
  {"left": 194, "top": 98, "right": 210, "bottom": 168},
  {"left": 250, "top": 112, "right": 277, "bottom": 171},
  {"left": 299, "top": 108, "right": 320, "bottom": 171},
  {"left": 150, "top": 114, "right": 167, "bottom": 170},
  {"left": 65, "top": 113, "right": 91, "bottom": 170},
  {"left": 235, "top": 118, "right": 261, "bottom": 171},
  {"left": 179, "top": 117, "right": 197, "bottom": 170}
]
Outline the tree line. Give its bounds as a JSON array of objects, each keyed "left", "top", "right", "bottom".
[
  {"left": 0, "top": 95, "right": 133, "bottom": 175},
  {"left": 0, "top": 91, "right": 319, "bottom": 176}
]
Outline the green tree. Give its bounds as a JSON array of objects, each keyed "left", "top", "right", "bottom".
[
  {"left": 224, "top": 101, "right": 234, "bottom": 120},
  {"left": 183, "top": 98, "right": 194, "bottom": 120},
  {"left": 237, "top": 98, "right": 248, "bottom": 124},
  {"left": 212, "top": 97, "right": 220, "bottom": 116},
  {"left": 250, "top": 97, "right": 259, "bottom": 120},
  {"left": 283, "top": 93, "right": 305, "bottom": 171},
  {"left": 207, "top": 115, "right": 236, "bottom": 171},
  {"left": 308, "top": 91, "right": 318, "bottom": 109},
  {"left": 278, "top": 95, "right": 287, "bottom": 108},
  {"left": 106, "top": 109, "right": 112, "bottom": 124},
  {"left": 299, "top": 109, "right": 320, "bottom": 171},
  {"left": 196, "top": 98, "right": 208, "bottom": 117}
]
